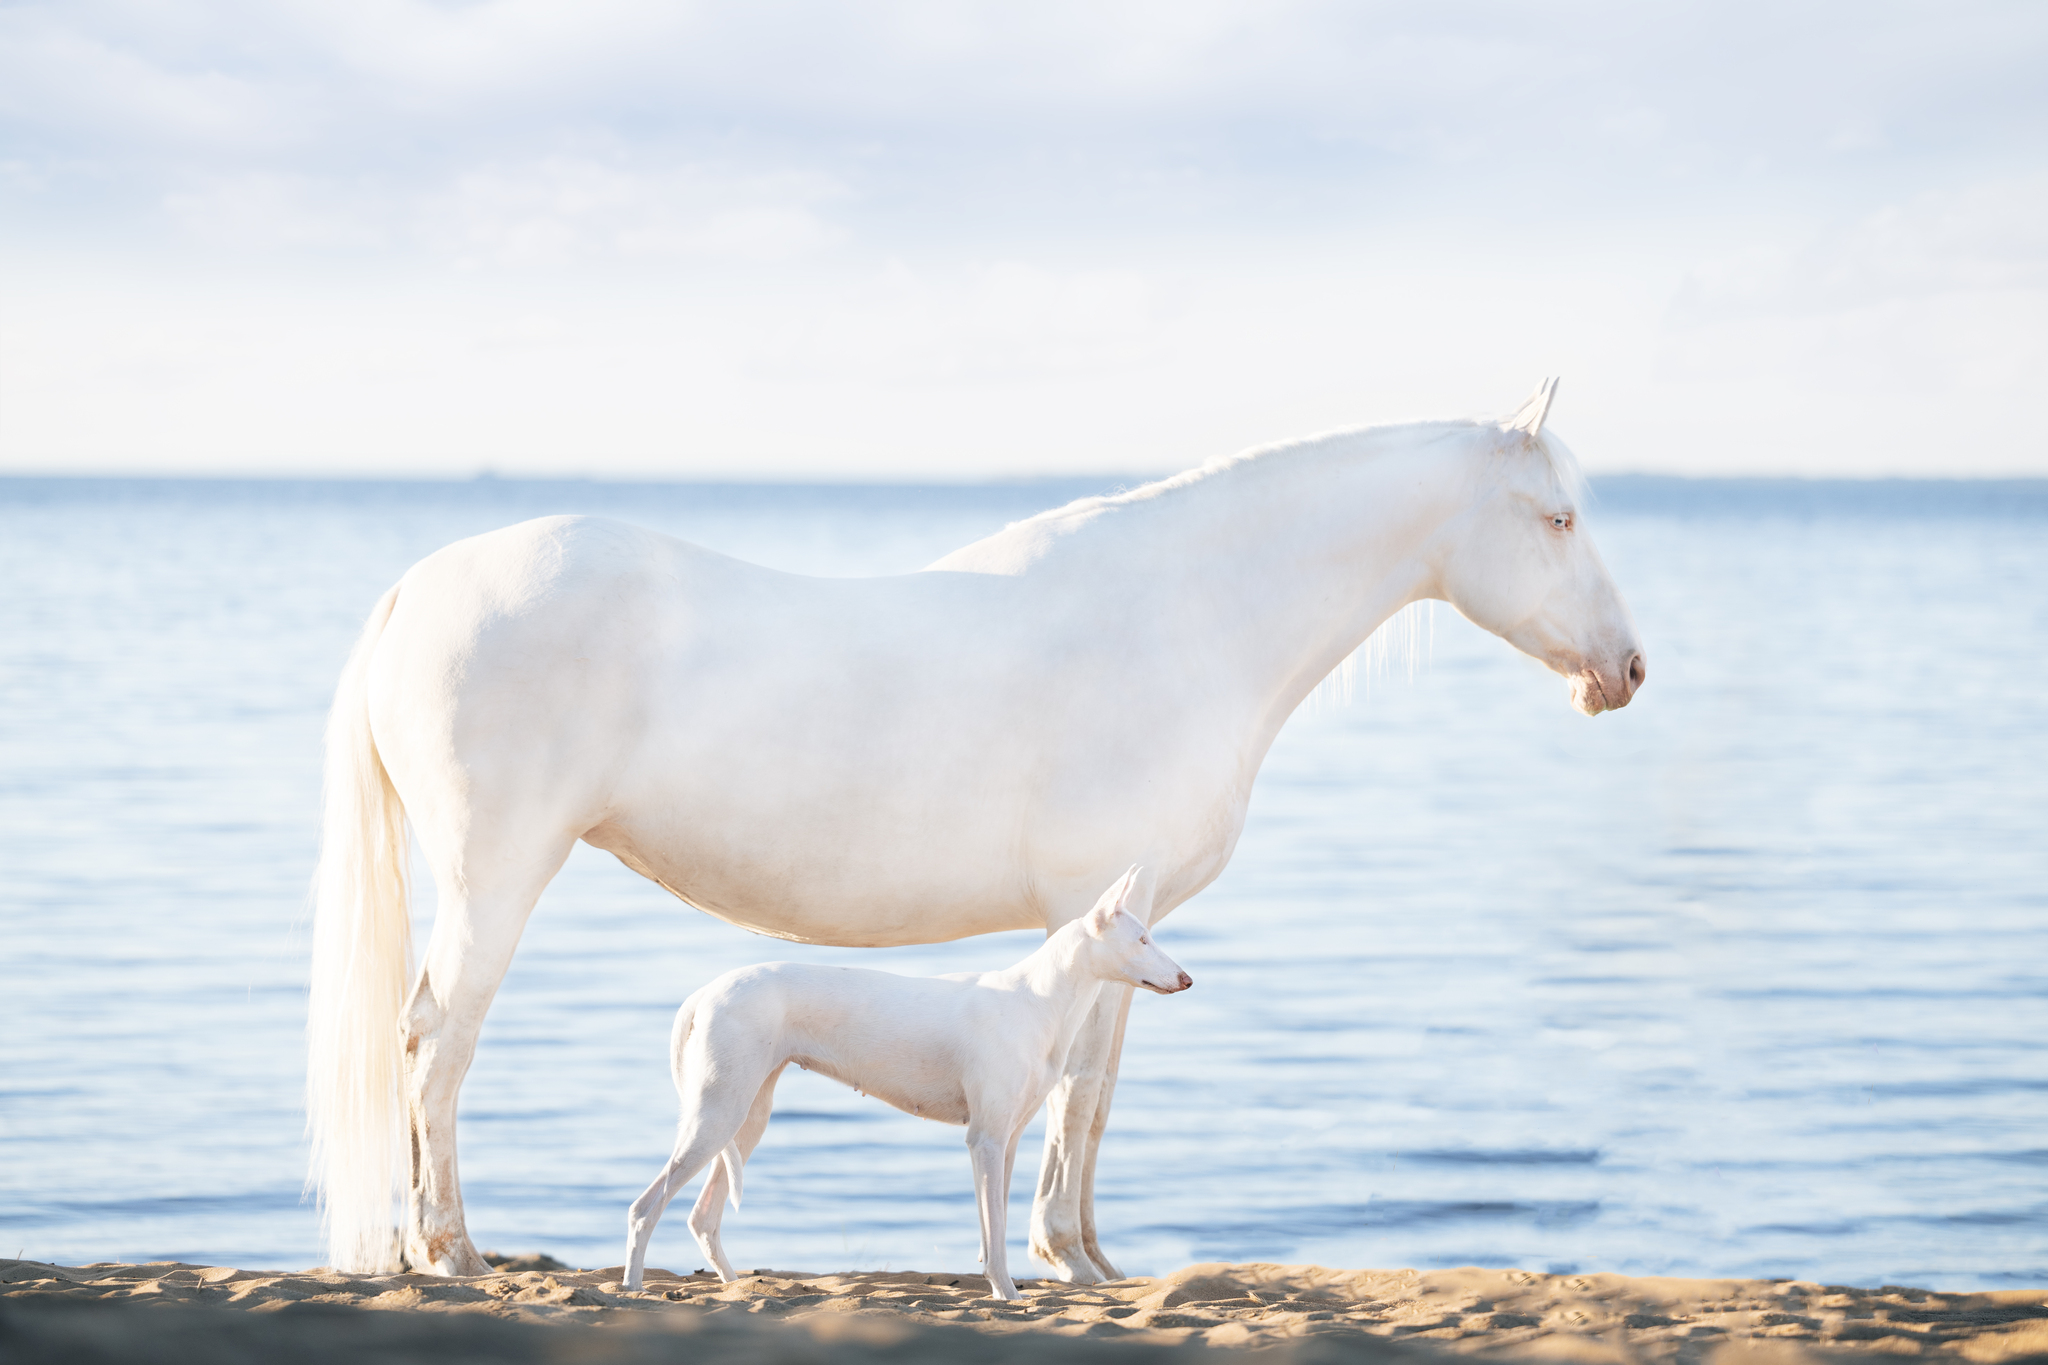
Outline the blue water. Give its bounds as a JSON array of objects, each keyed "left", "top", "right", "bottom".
[{"left": 1, "top": 475, "right": 2044, "bottom": 1288}]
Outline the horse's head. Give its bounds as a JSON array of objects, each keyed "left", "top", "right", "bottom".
[{"left": 1433, "top": 380, "right": 1645, "bottom": 716}]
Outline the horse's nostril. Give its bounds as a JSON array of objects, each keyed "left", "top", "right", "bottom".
[{"left": 1627, "top": 654, "right": 1646, "bottom": 693}]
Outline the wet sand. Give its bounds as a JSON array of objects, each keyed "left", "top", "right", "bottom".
[{"left": 6, "top": 1256, "right": 2047, "bottom": 1363}]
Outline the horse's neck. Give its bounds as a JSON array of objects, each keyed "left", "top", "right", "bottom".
[{"left": 1042, "top": 427, "right": 1478, "bottom": 736}]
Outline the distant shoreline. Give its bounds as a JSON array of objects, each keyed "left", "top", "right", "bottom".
[{"left": 3, "top": 471, "right": 2046, "bottom": 518}]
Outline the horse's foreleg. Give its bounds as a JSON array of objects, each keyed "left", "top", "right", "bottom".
[
  {"left": 399, "top": 845, "right": 569, "bottom": 1276},
  {"left": 1078, "top": 983, "right": 1134, "bottom": 1281},
  {"left": 1028, "top": 982, "right": 1130, "bottom": 1283}
]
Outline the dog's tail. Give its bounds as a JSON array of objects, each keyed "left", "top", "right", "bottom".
[{"left": 720, "top": 1143, "right": 744, "bottom": 1209}]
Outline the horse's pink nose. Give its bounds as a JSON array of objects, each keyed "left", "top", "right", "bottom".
[{"left": 1624, "top": 652, "right": 1646, "bottom": 702}]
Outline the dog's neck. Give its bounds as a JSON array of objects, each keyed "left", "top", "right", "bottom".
[{"left": 1004, "top": 924, "right": 1119, "bottom": 1037}]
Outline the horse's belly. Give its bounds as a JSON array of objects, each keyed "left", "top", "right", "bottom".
[
  {"left": 589, "top": 820, "right": 1044, "bottom": 947},
  {"left": 592, "top": 641, "right": 1087, "bottom": 945},
  {"left": 589, "top": 669, "right": 1247, "bottom": 945}
]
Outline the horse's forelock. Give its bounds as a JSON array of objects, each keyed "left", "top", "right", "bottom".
[
  {"left": 1528, "top": 428, "right": 1588, "bottom": 507},
  {"left": 1490, "top": 420, "right": 1587, "bottom": 508}
]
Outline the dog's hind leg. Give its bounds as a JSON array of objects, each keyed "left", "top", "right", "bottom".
[
  {"left": 624, "top": 1035, "right": 767, "bottom": 1290},
  {"left": 686, "top": 1064, "right": 784, "bottom": 1282}
]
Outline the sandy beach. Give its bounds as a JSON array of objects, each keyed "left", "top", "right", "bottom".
[{"left": 7, "top": 1256, "right": 2046, "bottom": 1364}]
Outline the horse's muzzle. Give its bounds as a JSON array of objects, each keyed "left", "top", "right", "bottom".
[{"left": 1571, "top": 652, "right": 1646, "bottom": 715}]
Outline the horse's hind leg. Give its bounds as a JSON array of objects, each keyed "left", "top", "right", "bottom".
[
  {"left": 683, "top": 1064, "right": 784, "bottom": 1282},
  {"left": 399, "top": 836, "right": 575, "bottom": 1276}
]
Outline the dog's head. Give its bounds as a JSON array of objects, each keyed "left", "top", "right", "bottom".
[{"left": 1081, "top": 867, "right": 1192, "bottom": 995}]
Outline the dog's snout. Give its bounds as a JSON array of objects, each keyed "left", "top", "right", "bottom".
[{"left": 1175, "top": 971, "right": 1193, "bottom": 991}]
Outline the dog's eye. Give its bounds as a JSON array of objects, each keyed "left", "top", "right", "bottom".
[{"left": 1550, "top": 512, "right": 1573, "bottom": 531}]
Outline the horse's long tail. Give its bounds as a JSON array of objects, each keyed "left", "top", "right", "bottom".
[{"left": 305, "top": 582, "right": 411, "bottom": 1274}]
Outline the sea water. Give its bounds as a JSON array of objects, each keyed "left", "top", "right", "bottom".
[{"left": 1, "top": 475, "right": 2043, "bottom": 1287}]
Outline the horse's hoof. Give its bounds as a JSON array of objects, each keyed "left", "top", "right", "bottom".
[
  {"left": 405, "top": 1231, "right": 493, "bottom": 1278},
  {"left": 1031, "top": 1244, "right": 1104, "bottom": 1285},
  {"left": 446, "top": 1249, "right": 493, "bottom": 1277}
]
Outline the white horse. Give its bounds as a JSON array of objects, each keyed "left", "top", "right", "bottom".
[{"left": 307, "top": 381, "right": 1645, "bottom": 1277}]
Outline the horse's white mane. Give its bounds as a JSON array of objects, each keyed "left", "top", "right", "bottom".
[
  {"left": 1012, "top": 393, "right": 1585, "bottom": 538},
  {"left": 1007, "top": 420, "right": 1462, "bottom": 533}
]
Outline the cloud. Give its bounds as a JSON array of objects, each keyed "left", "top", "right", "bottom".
[
  {"left": 1672, "top": 175, "right": 2048, "bottom": 321},
  {"left": 153, "top": 154, "right": 847, "bottom": 263},
  {"left": 419, "top": 158, "right": 844, "bottom": 266},
  {"left": 7, "top": 2, "right": 2043, "bottom": 226},
  {"left": 163, "top": 172, "right": 393, "bottom": 250},
  {"left": 757, "top": 258, "right": 1164, "bottom": 384},
  {"left": 0, "top": 28, "right": 257, "bottom": 151},
  {"left": 1, "top": 2, "right": 2045, "bottom": 475}
]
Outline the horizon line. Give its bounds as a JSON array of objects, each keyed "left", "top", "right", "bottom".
[{"left": 5, "top": 470, "right": 2048, "bottom": 488}]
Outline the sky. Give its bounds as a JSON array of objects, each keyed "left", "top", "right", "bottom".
[{"left": 2, "top": 2, "right": 2045, "bottom": 479}]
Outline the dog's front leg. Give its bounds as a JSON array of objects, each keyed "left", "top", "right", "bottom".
[{"left": 967, "top": 1127, "right": 1019, "bottom": 1300}]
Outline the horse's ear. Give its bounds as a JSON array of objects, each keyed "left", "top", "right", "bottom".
[{"left": 1506, "top": 377, "right": 1559, "bottom": 439}]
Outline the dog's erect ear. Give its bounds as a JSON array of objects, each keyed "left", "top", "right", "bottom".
[{"left": 1082, "top": 866, "right": 1141, "bottom": 937}]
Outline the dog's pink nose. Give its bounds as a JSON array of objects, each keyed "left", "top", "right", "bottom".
[{"left": 1176, "top": 972, "right": 1193, "bottom": 991}]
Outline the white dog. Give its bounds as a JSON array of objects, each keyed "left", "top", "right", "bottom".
[{"left": 622, "top": 867, "right": 1192, "bottom": 1298}]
